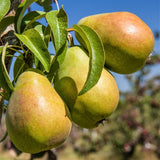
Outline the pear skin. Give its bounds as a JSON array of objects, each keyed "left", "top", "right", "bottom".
[
  {"left": 6, "top": 71, "right": 71, "bottom": 153},
  {"left": 55, "top": 46, "right": 119, "bottom": 129},
  {"left": 77, "top": 12, "right": 155, "bottom": 74}
]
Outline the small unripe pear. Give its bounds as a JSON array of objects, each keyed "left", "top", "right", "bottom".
[
  {"left": 55, "top": 46, "right": 119, "bottom": 129},
  {"left": 6, "top": 71, "right": 71, "bottom": 153},
  {"left": 77, "top": 12, "right": 155, "bottom": 74}
]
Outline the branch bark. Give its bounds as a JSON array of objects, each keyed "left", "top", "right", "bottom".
[
  {"left": 0, "top": 0, "right": 21, "bottom": 123},
  {"left": 0, "top": 89, "right": 4, "bottom": 124},
  {"left": 1, "top": 0, "right": 20, "bottom": 45}
]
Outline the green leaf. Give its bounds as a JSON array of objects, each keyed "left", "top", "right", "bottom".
[
  {"left": 36, "top": 0, "right": 52, "bottom": 12},
  {"left": 33, "top": 24, "right": 51, "bottom": 71},
  {"left": 0, "top": 0, "right": 10, "bottom": 22},
  {"left": 15, "top": 0, "right": 38, "bottom": 33},
  {"left": 13, "top": 55, "right": 27, "bottom": 83},
  {"left": 44, "top": 25, "right": 51, "bottom": 47},
  {"left": 14, "top": 0, "right": 26, "bottom": 33},
  {"left": 34, "top": 23, "right": 46, "bottom": 38},
  {"left": 46, "top": 7, "right": 68, "bottom": 82},
  {"left": 34, "top": 54, "right": 45, "bottom": 72},
  {"left": 0, "top": 16, "right": 14, "bottom": 35},
  {"left": 73, "top": 24, "right": 105, "bottom": 96},
  {"left": 47, "top": 42, "right": 67, "bottom": 83},
  {"left": 0, "top": 45, "right": 13, "bottom": 100},
  {"left": 1, "top": 44, "right": 14, "bottom": 91},
  {"left": 21, "top": 11, "right": 46, "bottom": 32},
  {"left": 25, "top": 23, "right": 51, "bottom": 46},
  {"left": 46, "top": 7, "right": 68, "bottom": 55},
  {"left": 15, "top": 29, "right": 50, "bottom": 72}
]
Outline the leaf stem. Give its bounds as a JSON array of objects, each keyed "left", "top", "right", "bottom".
[
  {"left": 6, "top": 55, "right": 23, "bottom": 59},
  {"left": 8, "top": 45, "right": 22, "bottom": 49},
  {"left": 54, "top": 0, "right": 59, "bottom": 11},
  {"left": 20, "top": 41, "right": 27, "bottom": 56},
  {"left": 8, "top": 47, "right": 24, "bottom": 56}
]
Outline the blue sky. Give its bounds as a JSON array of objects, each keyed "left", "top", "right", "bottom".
[
  {"left": 63, "top": 0, "right": 159, "bottom": 31},
  {"left": 33, "top": 0, "right": 160, "bottom": 92},
  {"left": 60, "top": 0, "right": 160, "bottom": 51}
]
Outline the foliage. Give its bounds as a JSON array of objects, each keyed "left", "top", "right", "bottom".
[
  {"left": 0, "top": 0, "right": 159, "bottom": 159},
  {"left": 0, "top": 0, "right": 105, "bottom": 100}
]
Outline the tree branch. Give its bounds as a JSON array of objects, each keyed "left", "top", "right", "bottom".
[{"left": 0, "top": 0, "right": 21, "bottom": 122}]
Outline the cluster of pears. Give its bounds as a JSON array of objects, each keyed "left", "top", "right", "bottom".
[{"left": 5, "top": 11, "right": 154, "bottom": 154}]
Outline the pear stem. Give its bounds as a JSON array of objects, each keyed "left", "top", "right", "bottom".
[
  {"left": 67, "top": 28, "right": 74, "bottom": 32},
  {"left": 67, "top": 33, "right": 74, "bottom": 47}
]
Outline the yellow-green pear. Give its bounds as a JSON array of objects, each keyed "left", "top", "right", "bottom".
[
  {"left": 6, "top": 71, "right": 71, "bottom": 153},
  {"left": 55, "top": 46, "right": 119, "bottom": 129},
  {"left": 77, "top": 12, "right": 155, "bottom": 74}
]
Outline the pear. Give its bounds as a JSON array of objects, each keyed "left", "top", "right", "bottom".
[
  {"left": 55, "top": 46, "right": 119, "bottom": 129},
  {"left": 77, "top": 12, "right": 155, "bottom": 74},
  {"left": 6, "top": 71, "right": 71, "bottom": 153}
]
